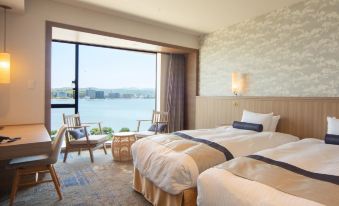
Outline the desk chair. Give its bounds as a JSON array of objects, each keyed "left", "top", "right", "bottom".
[{"left": 7, "top": 125, "right": 67, "bottom": 206}]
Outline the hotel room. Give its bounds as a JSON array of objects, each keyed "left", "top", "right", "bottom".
[{"left": 0, "top": 0, "right": 338, "bottom": 206}]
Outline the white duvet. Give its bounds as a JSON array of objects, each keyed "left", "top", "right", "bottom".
[
  {"left": 197, "top": 138, "right": 339, "bottom": 206},
  {"left": 131, "top": 127, "right": 299, "bottom": 195}
]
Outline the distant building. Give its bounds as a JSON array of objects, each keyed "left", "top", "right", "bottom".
[
  {"left": 79, "top": 92, "right": 86, "bottom": 98},
  {"left": 86, "top": 89, "right": 96, "bottom": 99},
  {"left": 51, "top": 91, "right": 57, "bottom": 98},
  {"left": 95, "top": 91, "right": 105, "bottom": 99},
  {"left": 108, "top": 93, "right": 120, "bottom": 98},
  {"left": 122, "top": 93, "right": 135, "bottom": 98},
  {"left": 57, "top": 91, "right": 67, "bottom": 98},
  {"left": 67, "top": 93, "right": 73, "bottom": 98}
]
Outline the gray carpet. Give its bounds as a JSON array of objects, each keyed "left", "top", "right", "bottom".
[{"left": 0, "top": 150, "right": 151, "bottom": 206}]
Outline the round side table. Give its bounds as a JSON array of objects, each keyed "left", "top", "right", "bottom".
[{"left": 111, "top": 132, "right": 136, "bottom": 161}]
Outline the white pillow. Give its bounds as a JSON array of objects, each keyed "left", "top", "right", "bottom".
[
  {"left": 327, "top": 116, "right": 339, "bottom": 135},
  {"left": 241, "top": 110, "right": 273, "bottom": 131},
  {"left": 268, "top": 115, "right": 280, "bottom": 132}
]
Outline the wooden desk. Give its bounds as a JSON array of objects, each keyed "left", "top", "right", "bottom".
[{"left": 0, "top": 124, "right": 51, "bottom": 160}]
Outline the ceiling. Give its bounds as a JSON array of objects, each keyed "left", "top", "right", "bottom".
[
  {"left": 54, "top": 0, "right": 303, "bottom": 35},
  {"left": 0, "top": 0, "right": 24, "bottom": 13}
]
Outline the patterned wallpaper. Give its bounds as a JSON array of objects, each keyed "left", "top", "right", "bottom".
[{"left": 200, "top": 0, "right": 339, "bottom": 97}]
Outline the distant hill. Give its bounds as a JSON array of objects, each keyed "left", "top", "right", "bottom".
[{"left": 52, "top": 87, "right": 155, "bottom": 98}]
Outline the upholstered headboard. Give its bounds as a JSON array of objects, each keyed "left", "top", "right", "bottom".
[{"left": 196, "top": 96, "right": 339, "bottom": 139}]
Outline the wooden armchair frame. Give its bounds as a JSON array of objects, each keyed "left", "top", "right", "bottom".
[
  {"left": 136, "top": 110, "right": 169, "bottom": 134},
  {"left": 62, "top": 113, "right": 108, "bottom": 163}
]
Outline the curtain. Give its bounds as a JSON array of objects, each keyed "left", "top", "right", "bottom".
[{"left": 166, "top": 54, "right": 185, "bottom": 132}]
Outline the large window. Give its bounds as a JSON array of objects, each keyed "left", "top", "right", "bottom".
[{"left": 51, "top": 41, "right": 157, "bottom": 133}]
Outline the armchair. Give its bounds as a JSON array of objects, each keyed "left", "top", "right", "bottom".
[
  {"left": 62, "top": 113, "right": 108, "bottom": 163},
  {"left": 136, "top": 110, "right": 169, "bottom": 138}
]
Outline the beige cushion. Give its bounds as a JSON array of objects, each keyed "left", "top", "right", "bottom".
[
  {"left": 135, "top": 131, "right": 156, "bottom": 138},
  {"left": 70, "top": 135, "right": 108, "bottom": 145},
  {"left": 8, "top": 154, "right": 51, "bottom": 168}
]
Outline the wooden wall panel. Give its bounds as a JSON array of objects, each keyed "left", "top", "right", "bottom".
[
  {"left": 196, "top": 96, "right": 339, "bottom": 139},
  {"left": 184, "top": 52, "right": 198, "bottom": 130}
]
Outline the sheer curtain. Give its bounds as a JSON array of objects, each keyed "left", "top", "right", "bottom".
[{"left": 165, "top": 54, "right": 185, "bottom": 132}]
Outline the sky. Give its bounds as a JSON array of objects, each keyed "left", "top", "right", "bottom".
[{"left": 51, "top": 42, "right": 156, "bottom": 89}]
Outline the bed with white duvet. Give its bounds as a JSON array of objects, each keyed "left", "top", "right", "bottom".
[
  {"left": 197, "top": 138, "right": 339, "bottom": 206},
  {"left": 132, "top": 111, "right": 299, "bottom": 196}
]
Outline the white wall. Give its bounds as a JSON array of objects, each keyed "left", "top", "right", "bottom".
[{"left": 0, "top": 0, "right": 199, "bottom": 125}]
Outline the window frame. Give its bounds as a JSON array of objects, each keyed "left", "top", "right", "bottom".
[{"left": 50, "top": 40, "right": 158, "bottom": 130}]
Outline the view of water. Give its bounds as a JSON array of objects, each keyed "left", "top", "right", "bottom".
[{"left": 51, "top": 99, "right": 155, "bottom": 132}]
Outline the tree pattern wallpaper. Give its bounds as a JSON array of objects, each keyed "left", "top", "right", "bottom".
[{"left": 200, "top": 0, "right": 339, "bottom": 97}]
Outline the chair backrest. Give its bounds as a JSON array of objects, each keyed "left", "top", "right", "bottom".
[
  {"left": 49, "top": 125, "right": 67, "bottom": 164},
  {"left": 152, "top": 110, "right": 169, "bottom": 124},
  {"left": 63, "top": 113, "right": 81, "bottom": 127}
]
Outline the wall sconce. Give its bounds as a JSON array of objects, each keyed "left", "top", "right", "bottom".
[
  {"left": 232, "top": 72, "right": 245, "bottom": 96},
  {"left": 0, "top": 5, "right": 11, "bottom": 84}
]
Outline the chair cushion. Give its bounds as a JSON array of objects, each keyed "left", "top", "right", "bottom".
[
  {"left": 148, "top": 123, "right": 167, "bottom": 133},
  {"left": 69, "top": 128, "right": 86, "bottom": 140},
  {"left": 135, "top": 131, "right": 156, "bottom": 138},
  {"left": 8, "top": 154, "right": 50, "bottom": 169},
  {"left": 70, "top": 135, "right": 108, "bottom": 145}
]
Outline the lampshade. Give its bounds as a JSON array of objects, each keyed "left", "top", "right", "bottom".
[
  {"left": 232, "top": 72, "right": 239, "bottom": 95},
  {"left": 0, "top": 52, "right": 10, "bottom": 84}
]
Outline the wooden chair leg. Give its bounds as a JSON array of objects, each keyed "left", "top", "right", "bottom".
[
  {"left": 51, "top": 165, "right": 61, "bottom": 188},
  {"left": 103, "top": 144, "right": 107, "bottom": 155},
  {"left": 89, "top": 149, "right": 94, "bottom": 163},
  {"left": 10, "top": 169, "right": 21, "bottom": 206},
  {"left": 63, "top": 149, "right": 68, "bottom": 163},
  {"left": 48, "top": 165, "right": 63, "bottom": 200},
  {"left": 78, "top": 149, "right": 81, "bottom": 155}
]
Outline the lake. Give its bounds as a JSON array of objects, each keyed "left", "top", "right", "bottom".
[{"left": 51, "top": 98, "right": 155, "bottom": 132}]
